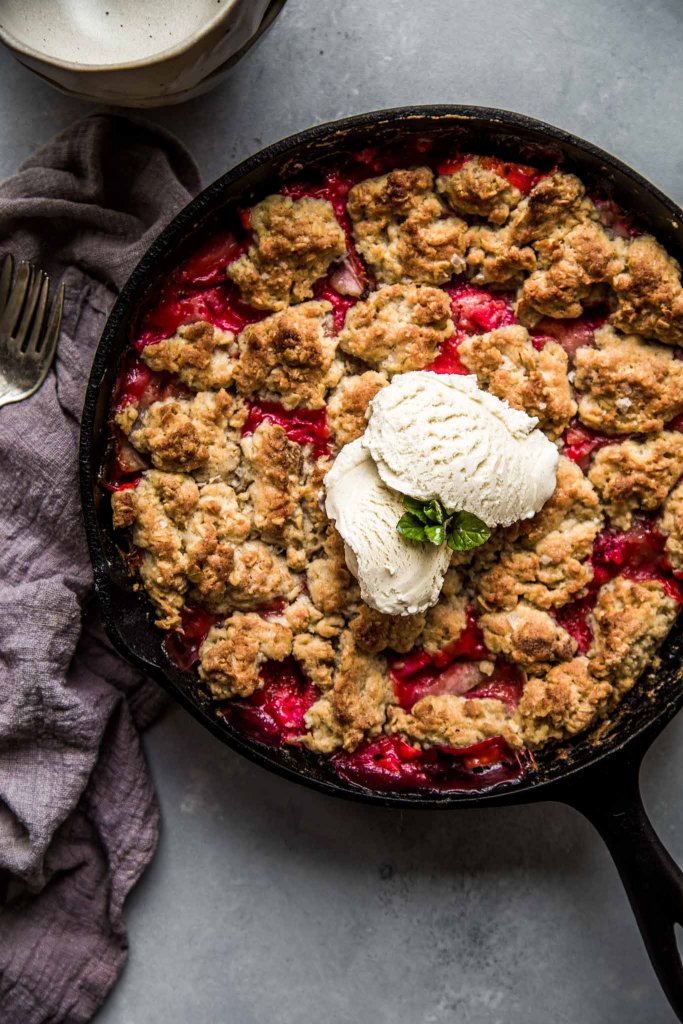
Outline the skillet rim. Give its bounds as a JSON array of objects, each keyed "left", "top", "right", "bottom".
[{"left": 79, "top": 103, "right": 683, "bottom": 809}]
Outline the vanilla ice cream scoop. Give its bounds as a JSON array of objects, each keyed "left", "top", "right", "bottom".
[
  {"left": 362, "top": 371, "right": 558, "bottom": 528},
  {"left": 324, "top": 439, "right": 451, "bottom": 616}
]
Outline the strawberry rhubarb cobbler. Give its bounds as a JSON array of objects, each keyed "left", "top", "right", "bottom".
[{"left": 104, "top": 141, "right": 683, "bottom": 793}]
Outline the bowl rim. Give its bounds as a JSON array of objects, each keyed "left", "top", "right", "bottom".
[
  {"left": 0, "top": 0, "right": 266, "bottom": 73},
  {"left": 80, "top": 104, "right": 683, "bottom": 809}
]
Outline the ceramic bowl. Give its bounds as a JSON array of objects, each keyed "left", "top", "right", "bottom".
[{"left": 0, "top": 0, "right": 286, "bottom": 107}]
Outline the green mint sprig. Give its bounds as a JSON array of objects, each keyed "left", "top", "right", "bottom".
[{"left": 397, "top": 496, "right": 491, "bottom": 552}]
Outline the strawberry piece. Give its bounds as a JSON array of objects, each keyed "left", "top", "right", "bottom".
[
  {"left": 445, "top": 282, "right": 516, "bottom": 334},
  {"left": 176, "top": 230, "right": 248, "bottom": 288},
  {"left": 242, "top": 400, "right": 330, "bottom": 459},
  {"left": 163, "top": 604, "right": 218, "bottom": 671},
  {"left": 532, "top": 309, "right": 607, "bottom": 362},
  {"left": 562, "top": 422, "right": 616, "bottom": 470},
  {"left": 136, "top": 283, "right": 264, "bottom": 348},
  {"left": 225, "top": 659, "right": 319, "bottom": 745}
]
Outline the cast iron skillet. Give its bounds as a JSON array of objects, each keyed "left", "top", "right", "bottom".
[{"left": 79, "top": 106, "right": 683, "bottom": 1019}]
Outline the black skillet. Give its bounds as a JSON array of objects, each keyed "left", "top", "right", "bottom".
[{"left": 79, "top": 106, "right": 683, "bottom": 1019}]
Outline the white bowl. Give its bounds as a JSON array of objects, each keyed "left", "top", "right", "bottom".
[{"left": 0, "top": 0, "right": 285, "bottom": 107}]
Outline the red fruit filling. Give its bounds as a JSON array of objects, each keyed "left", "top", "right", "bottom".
[
  {"left": 163, "top": 604, "right": 218, "bottom": 672},
  {"left": 532, "top": 308, "right": 608, "bottom": 361},
  {"left": 428, "top": 284, "right": 516, "bottom": 375},
  {"left": 446, "top": 282, "right": 516, "bottom": 334},
  {"left": 389, "top": 610, "right": 523, "bottom": 715},
  {"left": 222, "top": 658, "right": 319, "bottom": 746},
  {"left": 133, "top": 227, "right": 263, "bottom": 348},
  {"left": 314, "top": 278, "right": 358, "bottom": 333},
  {"left": 136, "top": 282, "right": 264, "bottom": 348},
  {"left": 562, "top": 422, "right": 617, "bottom": 470},
  {"left": 175, "top": 230, "right": 249, "bottom": 288},
  {"left": 593, "top": 197, "right": 641, "bottom": 239},
  {"left": 242, "top": 400, "right": 331, "bottom": 458},
  {"left": 330, "top": 734, "right": 530, "bottom": 793}
]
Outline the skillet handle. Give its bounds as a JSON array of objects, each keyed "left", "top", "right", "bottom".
[{"left": 560, "top": 749, "right": 683, "bottom": 1021}]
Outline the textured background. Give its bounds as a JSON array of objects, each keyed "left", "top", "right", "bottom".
[{"left": 2, "top": 0, "right": 683, "bottom": 1021}]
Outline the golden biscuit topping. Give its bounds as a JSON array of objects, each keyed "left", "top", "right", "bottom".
[{"left": 109, "top": 147, "right": 683, "bottom": 781}]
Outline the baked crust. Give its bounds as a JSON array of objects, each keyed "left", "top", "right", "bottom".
[
  {"left": 475, "top": 458, "right": 603, "bottom": 612},
  {"left": 458, "top": 324, "right": 576, "bottom": 439},
  {"left": 611, "top": 235, "right": 683, "bottom": 345},
  {"left": 437, "top": 157, "right": 524, "bottom": 225},
  {"left": 574, "top": 325, "right": 683, "bottom": 434},
  {"left": 142, "top": 321, "right": 235, "bottom": 390},
  {"left": 387, "top": 696, "right": 522, "bottom": 750},
  {"left": 516, "top": 221, "right": 624, "bottom": 325},
  {"left": 227, "top": 195, "right": 346, "bottom": 310},
  {"left": 347, "top": 167, "right": 467, "bottom": 285},
  {"left": 338, "top": 283, "right": 453, "bottom": 373},
  {"left": 662, "top": 480, "right": 683, "bottom": 569},
  {"left": 234, "top": 300, "right": 339, "bottom": 409},
  {"left": 110, "top": 150, "right": 683, "bottom": 769},
  {"left": 588, "top": 432, "right": 683, "bottom": 528},
  {"left": 327, "top": 371, "right": 387, "bottom": 447}
]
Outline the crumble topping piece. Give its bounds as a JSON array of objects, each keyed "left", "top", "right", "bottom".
[
  {"left": 183, "top": 482, "right": 251, "bottom": 608},
  {"left": 349, "top": 603, "right": 426, "bottom": 654},
  {"left": 465, "top": 224, "right": 537, "bottom": 287},
  {"left": 588, "top": 432, "right": 683, "bottom": 528},
  {"left": 338, "top": 283, "right": 453, "bottom": 373},
  {"left": 421, "top": 571, "right": 468, "bottom": 652},
  {"left": 437, "top": 157, "right": 524, "bottom": 225},
  {"left": 303, "top": 633, "right": 394, "bottom": 753},
  {"left": 611, "top": 235, "right": 683, "bottom": 345},
  {"left": 458, "top": 324, "right": 576, "bottom": 439},
  {"left": 516, "top": 657, "right": 612, "bottom": 746},
  {"left": 112, "top": 471, "right": 199, "bottom": 630},
  {"left": 234, "top": 300, "right": 340, "bottom": 409},
  {"left": 199, "top": 613, "right": 292, "bottom": 699},
  {"left": 662, "top": 480, "right": 683, "bottom": 569},
  {"left": 387, "top": 695, "right": 522, "bottom": 750},
  {"left": 241, "top": 420, "right": 304, "bottom": 567},
  {"left": 142, "top": 321, "right": 235, "bottom": 391},
  {"left": 327, "top": 371, "right": 387, "bottom": 447},
  {"left": 221, "top": 541, "right": 299, "bottom": 611},
  {"left": 589, "top": 576, "right": 678, "bottom": 689},
  {"left": 574, "top": 325, "right": 683, "bottom": 434},
  {"left": 292, "top": 632, "right": 336, "bottom": 691},
  {"left": 122, "top": 390, "right": 243, "bottom": 479},
  {"left": 516, "top": 221, "right": 625, "bottom": 324},
  {"left": 508, "top": 172, "right": 596, "bottom": 246},
  {"left": 306, "top": 529, "right": 359, "bottom": 617},
  {"left": 347, "top": 167, "right": 467, "bottom": 285},
  {"left": 226, "top": 195, "right": 346, "bottom": 310},
  {"left": 299, "top": 456, "right": 333, "bottom": 558},
  {"left": 480, "top": 603, "right": 577, "bottom": 667},
  {"left": 476, "top": 458, "right": 603, "bottom": 611}
]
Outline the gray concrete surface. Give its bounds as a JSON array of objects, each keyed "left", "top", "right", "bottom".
[{"left": 1, "top": 0, "right": 682, "bottom": 1020}]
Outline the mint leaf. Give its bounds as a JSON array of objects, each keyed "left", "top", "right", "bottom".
[
  {"left": 397, "top": 498, "right": 491, "bottom": 552},
  {"left": 423, "top": 498, "right": 447, "bottom": 525},
  {"left": 397, "top": 512, "right": 427, "bottom": 542},
  {"left": 424, "top": 523, "right": 446, "bottom": 545},
  {"left": 402, "top": 495, "right": 429, "bottom": 523},
  {"left": 446, "top": 511, "right": 491, "bottom": 551}
]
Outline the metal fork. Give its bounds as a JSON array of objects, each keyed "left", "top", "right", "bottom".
[{"left": 0, "top": 255, "right": 64, "bottom": 409}]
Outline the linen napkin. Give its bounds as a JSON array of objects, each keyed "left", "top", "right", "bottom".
[{"left": 0, "top": 113, "right": 201, "bottom": 1023}]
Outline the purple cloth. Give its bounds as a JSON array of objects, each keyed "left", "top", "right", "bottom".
[{"left": 0, "top": 114, "right": 201, "bottom": 1023}]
